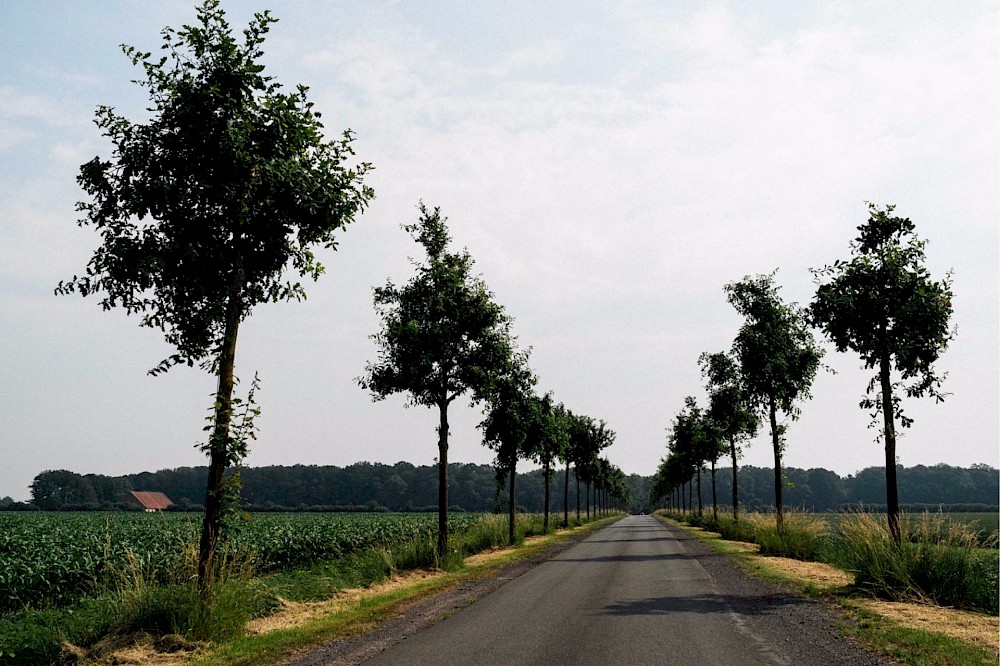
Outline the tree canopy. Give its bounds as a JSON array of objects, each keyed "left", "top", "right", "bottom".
[{"left": 59, "top": 0, "right": 372, "bottom": 376}]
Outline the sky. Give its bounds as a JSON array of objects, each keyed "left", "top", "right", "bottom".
[{"left": 1, "top": 1, "right": 997, "bottom": 501}]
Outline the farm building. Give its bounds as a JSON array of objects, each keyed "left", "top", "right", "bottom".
[{"left": 124, "top": 490, "right": 174, "bottom": 512}]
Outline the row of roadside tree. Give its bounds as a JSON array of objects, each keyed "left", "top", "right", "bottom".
[
  {"left": 357, "top": 203, "right": 628, "bottom": 553},
  {"left": 652, "top": 204, "right": 954, "bottom": 544},
  {"left": 59, "top": 1, "right": 629, "bottom": 586}
]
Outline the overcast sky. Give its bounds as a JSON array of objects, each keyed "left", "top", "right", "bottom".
[{"left": 1, "top": 1, "right": 997, "bottom": 501}]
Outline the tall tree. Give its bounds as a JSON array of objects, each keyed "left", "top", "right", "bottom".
[
  {"left": 480, "top": 355, "right": 535, "bottom": 545},
  {"left": 563, "top": 411, "right": 591, "bottom": 524},
  {"left": 360, "top": 204, "right": 516, "bottom": 557},
  {"left": 57, "top": 1, "right": 372, "bottom": 585},
  {"left": 532, "top": 396, "right": 568, "bottom": 532},
  {"left": 810, "top": 204, "right": 954, "bottom": 542},
  {"left": 668, "top": 397, "right": 714, "bottom": 516},
  {"left": 725, "top": 273, "right": 823, "bottom": 530},
  {"left": 699, "top": 351, "right": 760, "bottom": 521}
]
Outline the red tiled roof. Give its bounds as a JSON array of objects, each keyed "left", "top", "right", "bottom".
[{"left": 130, "top": 491, "right": 174, "bottom": 510}]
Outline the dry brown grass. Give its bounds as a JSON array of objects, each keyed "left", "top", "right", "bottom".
[
  {"left": 854, "top": 599, "right": 999, "bottom": 656},
  {"left": 247, "top": 570, "right": 439, "bottom": 635},
  {"left": 753, "top": 556, "right": 854, "bottom": 589},
  {"left": 61, "top": 633, "right": 203, "bottom": 665}
]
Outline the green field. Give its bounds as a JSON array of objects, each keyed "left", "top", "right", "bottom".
[
  {"left": 0, "top": 511, "right": 482, "bottom": 615},
  {"left": 943, "top": 512, "right": 1000, "bottom": 534}
]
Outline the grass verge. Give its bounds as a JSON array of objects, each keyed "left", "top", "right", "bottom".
[{"left": 658, "top": 514, "right": 999, "bottom": 666}]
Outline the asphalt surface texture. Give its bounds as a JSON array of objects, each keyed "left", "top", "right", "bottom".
[{"left": 289, "top": 515, "right": 890, "bottom": 666}]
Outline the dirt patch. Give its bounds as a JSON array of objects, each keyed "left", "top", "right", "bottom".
[
  {"left": 728, "top": 540, "right": 760, "bottom": 553},
  {"left": 854, "top": 599, "right": 1000, "bottom": 655},
  {"left": 753, "top": 555, "right": 854, "bottom": 588}
]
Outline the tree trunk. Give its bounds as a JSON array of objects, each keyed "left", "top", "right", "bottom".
[
  {"left": 563, "top": 460, "right": 570, "bottom": 528},
  {"left": 696, "top": 468, "right": 703, "bottom": 516},
  {"left": 575, "top": 466, "right": 581, "bottom": 521},
  {"left": 730, "top": 435, "right": 740, "bottom": 522},
  {"left": 543, "top": 460, "right": 550, "bottom": 533},
  {"left": 586, "top": 481, "right": 591, "bottom": 520},
  {"left": 687, "top": 478, "right": 692, "bottom": 514},
  {"left": 769, "top": 395, "right": 783, "bottom": 532},
  {"left": 437, "top": 400, "right": 450, "bottom": 558},
  {"left": 508, "top": 461, "right": 516, "bottom": 545},
  {"left": 198, "top": 276, "right": 242, "bottom": 590},
  {"left": 711, "top": 459, "right": 718, "bottom": 522},
  {"left": 881, "top": 352, "right": 901, "bottom": 544}
]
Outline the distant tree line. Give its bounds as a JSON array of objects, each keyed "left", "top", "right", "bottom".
[{"left": 12, "top": 461, "right": 996, "bottom": 513}]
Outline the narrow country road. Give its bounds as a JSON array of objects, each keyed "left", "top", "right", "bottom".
[{"left": 360, "top": 515, "right": 884, "bottom": 666}]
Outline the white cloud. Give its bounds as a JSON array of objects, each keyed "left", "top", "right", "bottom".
[{"left": 500, "top": 41, "right": 566, "bottom": 70}]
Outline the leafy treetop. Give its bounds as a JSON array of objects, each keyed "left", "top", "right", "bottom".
[
  {"left": 810, "top": 203, "right": 953, "bottom": 428},
  {"left": 360, "top": 203, "right": 516, "bottom": 410},
  {"left": 58, "top": 0, "right": 373, "bottom": 374}
]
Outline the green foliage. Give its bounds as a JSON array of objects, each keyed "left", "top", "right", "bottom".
[
  {"left": 360, "top": 204, "right": 515, "bottom": 411},
  {"left": 0, "top": 511, "right": 597, "bottom": 664},
  {"left": 811, "top": 204, "right": 954, "bottom": 543},
  {"left": 725, "top": 273, "right": 824, "bottom": 433},
  {"left": 0, "top": 598, "right": 118, "bottom": 666},
  {"left": 106, "top": 544, "right": 273, "bottom": 641},
  {"left": 751, "top": 514, "right": 829, "bottom": 562},
  {"left": 359, "top": 204, "right": 518, "bottom": 555},
  {"left": 480, "top": 359, "right": 537, "bottom": 485},
  {"left": 810, "top": 204, "right": 954, "bottom": 428},
  {"left": 668, "top": 397, "right": 723, "bottom": 475},
  {"left": 57, "top": 0, "right": 373, "bottom": 590},
  {"left": 58, "top": 0, "right": 372, "bottom": 375},
  {"left": 724, "top": 272, "right": 823, "bottom": 527},
  {"left": 699, "top": 351, "right": 759, "bottom": 450}
]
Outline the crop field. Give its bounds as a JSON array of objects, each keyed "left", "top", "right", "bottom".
[{"left": 0, "top": 511, "right": 481, "bottom": 615}]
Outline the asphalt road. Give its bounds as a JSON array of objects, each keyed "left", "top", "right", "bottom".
[{"left": 361, "top": 515, "right": 884, "bottom": 666}]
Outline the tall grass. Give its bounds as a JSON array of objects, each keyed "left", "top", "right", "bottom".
[
  {"left": 661, "top": 508, "right": 999, "bottom": 615},
  {"left": 456, "top": 512, "right": 553, "bottom": 555},
  {"left": 105, "top": 542, "right": 274, "bottom": 641},
  {"left": 829, "top": 512, "right": 999, "bottom": 614}
]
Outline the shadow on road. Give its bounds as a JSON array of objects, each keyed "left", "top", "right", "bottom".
[
  {"left": 599, "top": 592, "right": 810, "bottom": 617},
  {"left": 550, "top": 552, "right": 694, "bottom": 563},
  {"left": 586, "top": 537, "right": 675, "bottom": 543}
]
